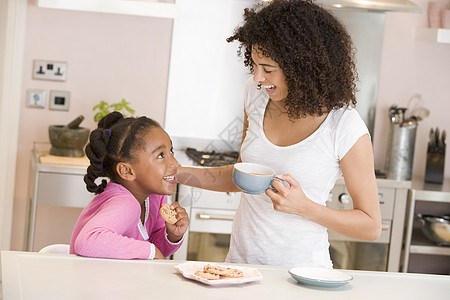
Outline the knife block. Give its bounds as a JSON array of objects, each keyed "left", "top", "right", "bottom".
[{"left": 425, "top": 150, "right": 445, "bottom": 184}]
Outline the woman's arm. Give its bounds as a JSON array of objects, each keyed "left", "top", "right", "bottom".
[
  {"left": 268, "top": 134, "right": 382, "bottom": 240},
  {"left": 175, "top": 111, "right": 249, "bottom": 193},
  {"left": 176, "top": 164, "right": 238, "bottom": 192}
]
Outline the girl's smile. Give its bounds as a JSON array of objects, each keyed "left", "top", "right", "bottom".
[{"left": 129, "top": 127, "right": 179, "bottom": 199}]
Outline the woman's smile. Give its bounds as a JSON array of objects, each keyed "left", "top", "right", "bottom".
[{"left": 251, "top": 46, "right": 288, "bottom": 101}]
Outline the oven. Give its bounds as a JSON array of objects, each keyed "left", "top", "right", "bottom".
[
  {"left": 172, "top": 147, "right": 409, "bottom": 272},
  {"left": 327, "top": 180, "right": 394, "bottom": 271}
]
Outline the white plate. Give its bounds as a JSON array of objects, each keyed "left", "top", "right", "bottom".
[
  {"left": 289, "top": 267, "right": 353, "bottom": 288},
  {"left": 175, "top": 262, "right": 263, "bottom": 286}
]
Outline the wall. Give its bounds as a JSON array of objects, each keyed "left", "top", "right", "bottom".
[
  {"left": 11, "top": 0, "right": 450, "bottom": 251},
  {"left": 11, "top": 1, "right": 173, "bottom": 250},
  {"left": 374, "top": 0, "right": 450, "bottom": 179}
]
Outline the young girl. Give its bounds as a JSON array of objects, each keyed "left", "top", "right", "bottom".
[{"left": 70, "top": 111, "right": 189, "bottom": 260}]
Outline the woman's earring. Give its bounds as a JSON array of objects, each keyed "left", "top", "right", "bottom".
[{"left": 256, "top": 83, "right": 262, "bottom": 90}]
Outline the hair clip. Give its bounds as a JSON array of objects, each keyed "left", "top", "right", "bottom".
[{"left": 105, "top": 128, "right": 112, "bottom": 137}]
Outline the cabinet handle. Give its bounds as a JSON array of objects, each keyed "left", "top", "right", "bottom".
[{"left": 197, "top": 213, "right": 234, "bottom": 221}]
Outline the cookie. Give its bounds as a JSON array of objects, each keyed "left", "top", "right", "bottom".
[
  {"left": 203, "top": 264, "right": 243, "bottom": 278},
  {"left": 159, "top": 203, "right": 177, "bottom": 224},
  {"left": 194, "top": 270, "right": 220, "bottom": 280},
  {"left": 221, "top": 268, "right": 244, "bottom": 278}
]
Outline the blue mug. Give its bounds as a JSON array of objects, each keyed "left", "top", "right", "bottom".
[{"left": 233, "top": 162, "right": 283, "bottom": 194}]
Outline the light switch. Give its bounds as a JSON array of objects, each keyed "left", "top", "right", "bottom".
[
  {"left": 27, "top": 89, "right": 46, "bottom": 108},
  {"left": 49, "top": 90, "right": 70, "bottom": 111}
]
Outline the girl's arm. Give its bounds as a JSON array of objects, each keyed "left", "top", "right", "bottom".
[
  {"left": 73, "top": 199, "right": 155, "bottom": 259},
  {"left": 268, "top": 134, "right": 382, "bottom": 241}
]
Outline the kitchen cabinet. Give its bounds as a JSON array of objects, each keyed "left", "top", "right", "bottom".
[
  {"left": 25, "top": 147, "right": 93, "bottom": 251},
  {"left": 402, "top": 178, "right": 450, "bottom": 274},
  {"left": 416, "top": 28, "right": 450, "bottom": 44}
]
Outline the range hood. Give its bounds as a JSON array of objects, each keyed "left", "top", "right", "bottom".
[{"left": 317, "top": 0, "right": 422, "bottom": 12}]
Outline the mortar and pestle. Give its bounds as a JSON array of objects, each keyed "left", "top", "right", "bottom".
[{"left": 48, "top": 115, "right": 90, "bottom": 157}]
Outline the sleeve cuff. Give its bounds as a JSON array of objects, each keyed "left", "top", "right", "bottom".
[
  {"left": 165, "top": 229, "right": 185, "bottom": 245},
  {"left": 147, "top": 243, "right": 156, "bottom": 260}
]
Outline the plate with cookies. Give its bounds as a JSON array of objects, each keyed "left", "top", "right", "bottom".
[{"left": 174, "top": 262, "right": 263, "bottom": 286}]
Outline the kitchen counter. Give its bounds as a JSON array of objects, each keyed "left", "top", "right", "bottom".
[{"left": 2, "top": 251, "right": 449, "bottom": 299}]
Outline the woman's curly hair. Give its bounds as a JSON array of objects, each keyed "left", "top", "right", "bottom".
[
  {"left": 227, "top": 0, "right": 358, "bottom": 119},
  {"left": 84, "top": 111, "right": 161, "bottom": 194}
]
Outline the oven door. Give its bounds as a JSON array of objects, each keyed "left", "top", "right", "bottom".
[
  {"left": 187, "top": 208, "right": 235, "bottom": 262},
  {"left": 171, "top": 184, "right": 240, "bottom": 262},
  {"left": 328, "top": 220, "right": 392, "bottom": 271}
]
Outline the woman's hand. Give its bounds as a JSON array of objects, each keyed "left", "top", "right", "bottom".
[
  {"left": 265, "top": 174, "right": 313, "bottom": 217},
  {"left": 165, "top": 202, "right": 189, "bottom": 243}
]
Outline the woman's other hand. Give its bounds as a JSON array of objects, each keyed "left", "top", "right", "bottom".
[
  {"left": 165, "top": 202, "right": 190, "bottom": 243},
  {"left": 265, "top": 174, "right": 313, "bottom": 216}
]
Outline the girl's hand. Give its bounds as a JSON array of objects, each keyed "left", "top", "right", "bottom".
[
  {"left": 165, "top": 202, "right": 189, "bottom": 243},
  {"left": 265, "top": 174, "right": 312, "bottom": 216},
  {"left": 154, "top": 246, "right": 165, "bottom": 259}
]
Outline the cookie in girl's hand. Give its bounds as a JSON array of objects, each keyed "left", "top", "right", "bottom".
[{"left": 160, "top": 203, "right": 177, "bottom": 224}]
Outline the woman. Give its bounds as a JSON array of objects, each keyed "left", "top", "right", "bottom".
[{"left": 176, "top": 0, "right": 381, "bottom": 268}]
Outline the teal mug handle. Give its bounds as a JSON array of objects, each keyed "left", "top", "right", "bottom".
[{"left": 269, "top": 177, "right": 290, "bottom": 191}]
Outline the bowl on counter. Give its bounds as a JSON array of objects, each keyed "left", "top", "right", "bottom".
[{"left": 417, "top": 214, "right": 450, "bottom": 246}]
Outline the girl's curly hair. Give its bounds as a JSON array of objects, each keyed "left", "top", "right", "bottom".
[{"left": 227, "top": 0, "right": 358, "bottom": 119}]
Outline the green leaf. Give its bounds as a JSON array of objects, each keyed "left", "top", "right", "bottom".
[{"left": 92, "top": 98, "right": 136, "bottom": 122}]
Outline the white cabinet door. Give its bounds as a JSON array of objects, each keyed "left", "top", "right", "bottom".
[{"left": 37, "top": 172, "right": 94, "bottom": 208}]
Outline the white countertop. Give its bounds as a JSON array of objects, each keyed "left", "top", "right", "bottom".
[{"left": 2, "top": 251, "right": 449, "bottom": 300}]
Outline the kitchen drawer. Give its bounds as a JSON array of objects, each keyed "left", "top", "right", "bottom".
[
  {"left": 37, "top": 172, "right": 94, "bottom": 207},
  {"left": 177, "top": 185, "right": 241, "bottom": 210},
  {"left": 189, "top": 208, "right": 235, "bottom": 234}
]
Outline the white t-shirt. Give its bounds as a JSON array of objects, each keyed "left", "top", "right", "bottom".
[{"left": 225, "top": 77, "right": 369, "bottom": 268}]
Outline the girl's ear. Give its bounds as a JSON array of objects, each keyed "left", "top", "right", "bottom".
[{"left": 116, "top": 162, "right": 136, "bottom": 181}]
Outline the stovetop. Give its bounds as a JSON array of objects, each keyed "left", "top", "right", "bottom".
[{"left": 185, "top": 147, "right": 239, "bottom": 167}]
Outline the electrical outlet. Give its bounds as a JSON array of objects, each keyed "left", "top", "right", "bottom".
[
  {"left": 27, "top": 89, "right": 46, "bottom": 108},
  {"left": 32, "top": 60, "right": 67, "bottom": 81}
]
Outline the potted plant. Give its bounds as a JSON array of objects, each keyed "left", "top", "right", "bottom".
[{"left": 92, "top": 98, "right": 136, "bottom": 122}]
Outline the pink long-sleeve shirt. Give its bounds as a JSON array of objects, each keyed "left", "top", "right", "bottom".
[{"left": 70, "top": 182, "right": 183, "bottom": 259}]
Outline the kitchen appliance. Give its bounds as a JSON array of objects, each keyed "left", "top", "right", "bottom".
[
  {"left": 417, "top": 214, "right": 450, "bottom": 246},
  {"left": 185, "top": 147, "right": 238, "bottom": 167},
  {"left": 327, "top": 182, "right": 401, "bottom": 271}
]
